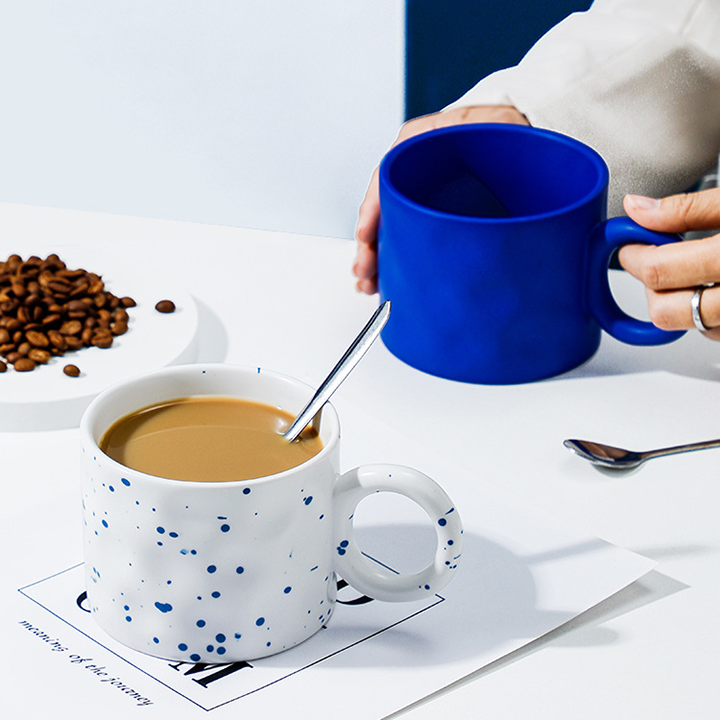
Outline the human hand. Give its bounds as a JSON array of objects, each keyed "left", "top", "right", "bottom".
[
  {"left": 353, "top": 105, "right": 529, "bottom": 294},
  {"left": 619, "top": 189, "right": 720, "bottom": 339}
]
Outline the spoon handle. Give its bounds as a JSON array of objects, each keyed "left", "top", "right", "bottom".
[
  {"left": 283, "top": 300, "right": 391, "bottom": 442},
  {"left": 642, "top": 437, "right": 720, "bottom": 460}
]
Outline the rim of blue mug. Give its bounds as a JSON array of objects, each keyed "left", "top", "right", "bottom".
[
  {"left": 379, "top": 123, "right": 609, "bottom": 223},
  {"left": 79, "top": 362, "right": 340, "bottom": 488}
]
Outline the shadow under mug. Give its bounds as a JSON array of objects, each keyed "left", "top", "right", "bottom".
[{"left": 377, "top": 124, "right": 685, "bottom": 384}]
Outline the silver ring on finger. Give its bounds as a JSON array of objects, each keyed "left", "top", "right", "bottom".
[{"left": 691, "top": 284, "right": 714, "bottom": 332}]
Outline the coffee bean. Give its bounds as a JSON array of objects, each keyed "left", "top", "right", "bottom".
[
  {"left": 14, "top": 357, "right": 36, "bottom": 372},
  {"left": 91, "top": 334, "right": 113, "bottom": 349},
  {"left": 16, "top": 306, "right": 31, "bottom": 324},
  {"left": 28, "top": 348, "right": 51, "bottom": 364},
  {"left": 41, "top": 313, "right": 62, "bottom": 326},
  {"left": 47, "top": 279, "right": 72, "bottom": 295},
  {"left": 88, "top": 278, "right": 104, "bottom": 294},
  {"left": 68, "top": 298, "right": 88, "bottom": 311},
  {"left": 47, "top": 330, "right": 67, "bottom": 350},
  {"left": 59, "top": 320, "right": 83, "bottom": 336},
  {"left": 25, "top": 330, "right": 49, "bottom": 348},
  {"left": 69, "top": 282, "right": 89, "bottom": 298},
  {"left": 63, "top": 364, "right": 81, "bottom": 377},
  {"left": 155, "top": 299, "right": 176, "bottom": 313},
  {"left": 0, "top": 359, "right": 6, "bottom": 372}
]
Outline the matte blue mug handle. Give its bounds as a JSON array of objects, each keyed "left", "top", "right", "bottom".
[{"left": 586, "top": 217, "right": 686, "bottom": 346}]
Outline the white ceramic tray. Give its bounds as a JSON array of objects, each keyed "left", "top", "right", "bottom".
[{"left": 0, "top": 246, "right": 199, "bottom": 431}]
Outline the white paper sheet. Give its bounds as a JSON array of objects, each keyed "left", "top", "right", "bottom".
[{"left": 1, "top": 401, "right": 655, "bottom": 718}]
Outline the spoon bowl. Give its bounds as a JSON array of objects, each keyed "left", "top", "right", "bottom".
[{"left": 564, "top": 436, "right": 720, "bottom": 470}]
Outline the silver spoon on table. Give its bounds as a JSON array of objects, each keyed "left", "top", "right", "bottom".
[
  {"left": 283, "top": 300, "right": 391, "bottom": 443},
  {"left": 563, "top": 436, "right": 720, "bottom": 470}
]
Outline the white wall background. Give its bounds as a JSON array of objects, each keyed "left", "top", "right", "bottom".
[{"left": 0, "top": 2, "right": 405, "bottom": 238}]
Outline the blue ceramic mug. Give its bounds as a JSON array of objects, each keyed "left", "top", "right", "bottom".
[{"left": 377, "top": 124, "right": 685, "bottom": 384}]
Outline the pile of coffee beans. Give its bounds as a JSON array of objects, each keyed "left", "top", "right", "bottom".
[{"left": 0, "top": 253, "right": 136, "bottom": 373}]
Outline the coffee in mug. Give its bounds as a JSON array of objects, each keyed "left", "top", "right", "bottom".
[{"left": 99, "top": 396, "right": 323, "bottom": 482}]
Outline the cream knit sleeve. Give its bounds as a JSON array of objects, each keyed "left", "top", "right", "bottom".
[{"left": 445, "top": 0, "right": 720, "bottom": 216}]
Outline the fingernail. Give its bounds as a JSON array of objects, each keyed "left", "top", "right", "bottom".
[
  {"left": 355, "top": 278, "right": 376, "bottom": 295},
  {"left": 626, "top": 194, "right": 661, "bottom": 212}
]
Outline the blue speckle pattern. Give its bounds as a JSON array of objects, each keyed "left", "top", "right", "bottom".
[{"left": 81, "top": 410, "right": 350, "bottom": 664}]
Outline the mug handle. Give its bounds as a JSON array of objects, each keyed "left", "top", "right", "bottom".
[
  {"left": 586, "top": 216, "right": 686, "bottom": 345},
  {"left": 332, "top": 464, "right": 462, "bottom": 602}
]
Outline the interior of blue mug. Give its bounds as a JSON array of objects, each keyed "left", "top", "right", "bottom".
[{"left": 384, "top": 124, "right": 608, "bottom": 219}]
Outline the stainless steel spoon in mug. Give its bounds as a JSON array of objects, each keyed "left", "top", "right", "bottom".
[
  {"left": 563, "top": 437, "right": 720, "bottom": 470},
  {"left": 283, "top": 300, "right": 391, "bottom": 443}
]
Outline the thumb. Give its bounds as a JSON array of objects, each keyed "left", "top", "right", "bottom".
[{"left": 624, "top": 188, "right": 720, "bottom": 233}]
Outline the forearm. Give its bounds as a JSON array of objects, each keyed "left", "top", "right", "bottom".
[{"left": 446, "top": 0, "right": 720, "bottom": 215}]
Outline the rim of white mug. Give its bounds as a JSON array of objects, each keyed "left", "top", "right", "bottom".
[{"left": 79, "top": 362, "right": 340, "bottom": 488}]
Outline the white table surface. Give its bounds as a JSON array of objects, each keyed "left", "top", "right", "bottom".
[{"left": 2, "top": 201, "right": 720, "bottom": 718}]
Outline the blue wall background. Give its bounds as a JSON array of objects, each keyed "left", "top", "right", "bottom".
[{"left": 405, "top": 0, "right": 593, "bottom": 119}]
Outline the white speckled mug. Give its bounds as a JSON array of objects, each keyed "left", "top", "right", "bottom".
[{"left": 80, "top": 363, "right": 462, "bottom": 662}]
